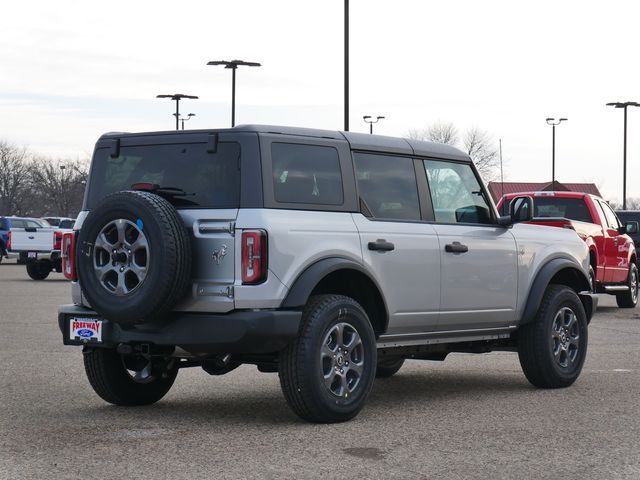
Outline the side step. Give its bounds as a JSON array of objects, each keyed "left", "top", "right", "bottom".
[{"left": 603, "top": 285, "right": 629, "bottom": 292}]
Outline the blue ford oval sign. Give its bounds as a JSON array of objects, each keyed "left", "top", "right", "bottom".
[{"left": 77, "top": 329, "right": 94, "bottom": 338}]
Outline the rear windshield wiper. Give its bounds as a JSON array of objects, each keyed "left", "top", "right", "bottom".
[{"left": 131, "top": 183, "right": 200, "bottom": 205}]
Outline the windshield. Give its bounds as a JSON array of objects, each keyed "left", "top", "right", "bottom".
[
  {"left": 86, "top": 142, "right": 241, "bottom": 209},
  {"left": 502, "top": 197, "right": 593, "bottom": 223}
]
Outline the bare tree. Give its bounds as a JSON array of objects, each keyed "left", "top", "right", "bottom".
[
  {"left": 463, "top": 127, "right": 500, "bottom": 181},
  {"left": 0, "top": 140, "right": 30, "bottom": 215},
  {"left": 28, "top": 157, "right": 88, "bottom": 217},
  {"left": 407, "top": 122, "right": 458, "bottom": 145}
]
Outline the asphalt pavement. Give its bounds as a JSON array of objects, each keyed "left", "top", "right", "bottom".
[{"left": 1, "top": 260, "right": 639, "bottom": 479}]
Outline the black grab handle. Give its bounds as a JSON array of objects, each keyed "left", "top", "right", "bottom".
[
  {"left": 368, "top": 239, "right": 395, "bottom": 252},
  {"left": 445, "top": 242, "right": 469, "bottom": 253}
]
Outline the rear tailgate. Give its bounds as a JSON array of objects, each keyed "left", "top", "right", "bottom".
[{"left": 9, "top": 228, "right": 54, "bottom": 253}]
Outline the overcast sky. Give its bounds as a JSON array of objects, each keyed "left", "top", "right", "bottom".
[{"left": 1, "top": 0, "right": 639, "bottom": 202}]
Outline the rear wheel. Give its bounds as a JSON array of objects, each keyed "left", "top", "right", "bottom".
[
  {"left": 616, "top": 263, "right": 638, "bottom": 308},
  {"left": 83, "top": 348, "right": 178, "bottom": 406},
  {"left": 279, "top": 295, "right": 377, "bottom": 423},
  {"left": 518, "top": 285, "right": 588, "bottom": 388},
  {"left": 375, "top": 357, "right": 405, "bottom": 378},
  {"left": 26, "top": 260, "right": 51, "bottom": 280}
]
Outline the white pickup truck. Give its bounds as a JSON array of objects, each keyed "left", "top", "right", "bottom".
[{"left": 8, "top": 220, "right": 65, "bottom": 280}]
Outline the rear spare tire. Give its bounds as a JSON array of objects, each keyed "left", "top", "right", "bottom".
[{"left": 76, "top": 190, "right": 191, "bottom": 325}]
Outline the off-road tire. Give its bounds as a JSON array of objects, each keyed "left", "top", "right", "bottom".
[
  {"left": 518, "top": 285, "right": 588, "bottom": 388},
  {"left": 83, "top": 348, "right": 178, "bottom": 406},
  {"left": 588, "top": 266, "right": 595, "bottom": 293},
  {"left": 279, "top": 294, "right": 377, "bottom": 423},
  {"left": 76, "top": 190, "right": 191, "bottom": 325},
  {"left": 26, "top": 260, "right": 51, "bottom": 280},
  {"left": 616, "top": 263, "right": 638, "bottom": 308},
  {"left": 375, "top": 357, "right": 405, "bottom": 378}
]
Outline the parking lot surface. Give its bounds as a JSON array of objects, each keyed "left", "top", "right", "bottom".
[{"left": 1, "top": 261, "right": 639, "bottom": 479}]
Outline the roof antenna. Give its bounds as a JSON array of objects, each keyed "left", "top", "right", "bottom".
[{"left": 499, "top": 138, "right": 504, "bottom": 200}]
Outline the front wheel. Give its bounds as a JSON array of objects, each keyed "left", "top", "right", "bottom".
[
  {"left": 279, "top": 295, "right": 377, "bottom": 423},
  {"left": 518, "top": 285, "right": 588, "bottom": 388},
  {"left": 376, "top": 357, "right": 405, "bottom": 378},
  {"left": 616, "top": 263, "right": 638, "bottom": 308},
  {"left": 83, "top": 348, "right": 178, "bottom": 406}
]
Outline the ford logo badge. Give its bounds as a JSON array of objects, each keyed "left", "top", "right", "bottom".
[{"left": 77, "top": 329, "right": 94, "bottom": 338}]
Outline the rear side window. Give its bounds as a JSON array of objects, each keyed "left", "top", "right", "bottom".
[
  {"left": 353, "top": 153, "right": 421, "bottom": 220},
  {"left": 11, "top": 219, "right": 24, "bottom": 228},
  {"left": 87, "top": 142, "right": 241, "bottom": 209},
  {"left": 271, "top": 143, "right": 343, "bottom": 205}
]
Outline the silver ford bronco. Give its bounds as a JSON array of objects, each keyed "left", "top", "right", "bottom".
[{"left": 58, "top": 125, "right": 596, "bottom": 423}]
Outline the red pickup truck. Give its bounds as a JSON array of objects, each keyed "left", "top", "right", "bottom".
[{"left": 498, "top": 191, "right": 639, "bottom": 308}]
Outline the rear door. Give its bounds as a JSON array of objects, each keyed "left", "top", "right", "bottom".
[
  {"left": 352, "top": 152, "right": 441, "bottom": 335},
  {"left": 423, "top": 159, "right": 518, "bottom": 331}
]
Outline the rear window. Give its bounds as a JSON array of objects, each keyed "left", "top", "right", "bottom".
[
  {"left": 271, "top": 143, "right": 343, "bottom": 205},
  {"left": 502, "top": 197, "right": 593, "bottom": 223},
  {"left": 87, "top": 142, "right": 241, "bottom": 209}
]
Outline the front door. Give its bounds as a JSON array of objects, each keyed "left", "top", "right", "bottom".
[{"left": 423, "top": 159, "right": 518, "bottom": 331}]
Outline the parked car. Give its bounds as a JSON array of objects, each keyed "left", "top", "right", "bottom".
[
  {"left": 0, "top": 216, "right": 50, "bottom": 263},
  {"left": 615, "top": 210, "right": 640, "bottom": 250},
  {"left": 58, "top": 126, "right": 595, "bottom": 423},
  {"left": 8, "top": 219, "right": 64, "bottom": 279},
  {"left": 44, "top": 217, "right": 76, "bottom": 229},
  {"left": 498, "top": 192, "right": 638, "bottom": 308}
]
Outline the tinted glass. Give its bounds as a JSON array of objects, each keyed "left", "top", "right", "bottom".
[
  {"left": 0, "top": 219, "right": 8, "bottom": 230},
  {"left": 599, "top": 201, "right": 621, "bottom": 230},
  {"left": 44, "top": 218, "right": 61, "bottom": 226},
  {"left": 501, "top": 197, "right": 594, "bottom": 223},
  {"left": 59, "top": 219, "right": 75, "bottom": 229},
  {"left": 11, "top": 219, "right": 25, "bottom": 228},
  {"left": 272, "top": 143, "right": 343, "bottom": 205},
  {"left": 353, "top": 153, "right": 420, "bottom": 220},
  {"left": 424, "top": 160, "right": 492, "bottom": 224},
  {"left": 25, "top": 220, "right": 43, "bottom": 228},
  {"left": 87, "top": 142, "right": 241, "bottom": 209}
]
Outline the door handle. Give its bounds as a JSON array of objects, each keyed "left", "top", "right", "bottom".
[
  {"left": 368, "top": 239, "right": 395, "bottom": 252},
  {"left": 445, "top": 242, "right": 469, "bottom": 253}
]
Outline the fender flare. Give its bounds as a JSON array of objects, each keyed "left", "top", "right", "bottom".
[
  {"left": 281, "top": 257, "right": 388, "bottom": 314},
  {"left": 521, "top": 258, "right": 593, "bottom": 325}
]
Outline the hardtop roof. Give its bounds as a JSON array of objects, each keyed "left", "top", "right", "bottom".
[{"left": 98, "top": 124, "right": 471, "bottom": 162}]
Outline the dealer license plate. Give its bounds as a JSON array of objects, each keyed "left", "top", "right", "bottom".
[
  {"left": 27, "top": 251, "right": 37, "bottom": 259},
  {"left": 69, "top": 317, "right": 103, "bottom": 343}
]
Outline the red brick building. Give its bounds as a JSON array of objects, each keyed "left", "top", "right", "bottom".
[{"left": 487, "top": 181, "right": 602, "bottom": 203}]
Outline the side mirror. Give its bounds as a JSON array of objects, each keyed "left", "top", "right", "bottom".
[
  {"left": 510, "top": 196, "right": 534, "bottom": 223},
  {"left": 625, "top": 221, "right": 639, "bottom": 235}
]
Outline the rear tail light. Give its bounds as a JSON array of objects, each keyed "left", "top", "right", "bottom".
[
  {"left": 6, "top": 231, "right": 11, "bottom": 251},
  {"left": 53, "top": 230, "right": 62, "bottom": 250},
  {"left": 241, "top": 230, "right": 267, "bottom": 284},
  {"left": 62, "top": 231, "right": 77, "bottom": 281}
]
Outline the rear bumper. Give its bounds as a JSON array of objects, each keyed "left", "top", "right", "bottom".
[
  {"left": 14, "top": 250, "right": 60, "bottom": 262},
  {"left": 58, "top": 304, "right": 301, "bottom": 354}
]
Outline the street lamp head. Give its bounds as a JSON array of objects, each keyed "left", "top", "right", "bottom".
[
  {"left": 363, "top": 115, "right": 371, "bottom": 120},
  {"left": 559, "top": 118, "right": 568, "bottom": 122},
  {"left": 546, "top": 117, "right": 554, "bottom": 123},
  {"left": 188, "top": 113, "right": 196, "bottom": 118},
  {"left": 157, "top": 94, "right": 199, "bottom": 100},
  {"left": 208, "top": 60, "right": 261, "bottom": 69},
  {"left": 607, "top": 101, "right": 640, "bottom": 108},
  {"left": 377, "top": 116, "right": 385, "bottom": 120}
]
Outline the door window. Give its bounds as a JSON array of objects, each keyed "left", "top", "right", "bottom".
[
  {"left": 599, "top": 201, "right": 622, "bottom": 230},
  {"left": 272, "top": 143, "right": 343, "bottom": 205},
  {"left": 353, "top": 153, "right": 421, "bottom": 220},
  {"left": 424, "top": 160, "right": 493, "bottom": 224}
]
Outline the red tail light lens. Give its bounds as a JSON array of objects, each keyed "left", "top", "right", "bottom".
[
  {"left": 62, "top": 231, "right": 77, "bottom": 281},
  {"left": 53, "top": 230, "right": 62, "bottom": 250},
  {"left": 241, "top": 230, "right": 267, "bottom": 285},
  {"left": 6, "top": 231, "right": 11, "bottom": 251}
]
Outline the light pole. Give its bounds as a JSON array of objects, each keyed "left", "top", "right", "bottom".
[
  {"left": 156, "top": 94, "right": 198, "bottom": 130},
  {"left": 606, "top": 101, "right": 640, "bottom": 210},
  {"left": 363, "top": 115, "right": 385, "bottom": 134},
  {"left": 545, "top": 117, "right": 568, "bottom": 186},
  {"left": 344, "top": 0, "right": 349, "bottom": 131},
  {"left": 207, "top": 60, "right": 261, "bottom": 127},
  {"left": 175, "top": 113, "right": 196, "bottom": 130},
  {"left": 60, "top": 165, "right": 66, "bottom": 216}
]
